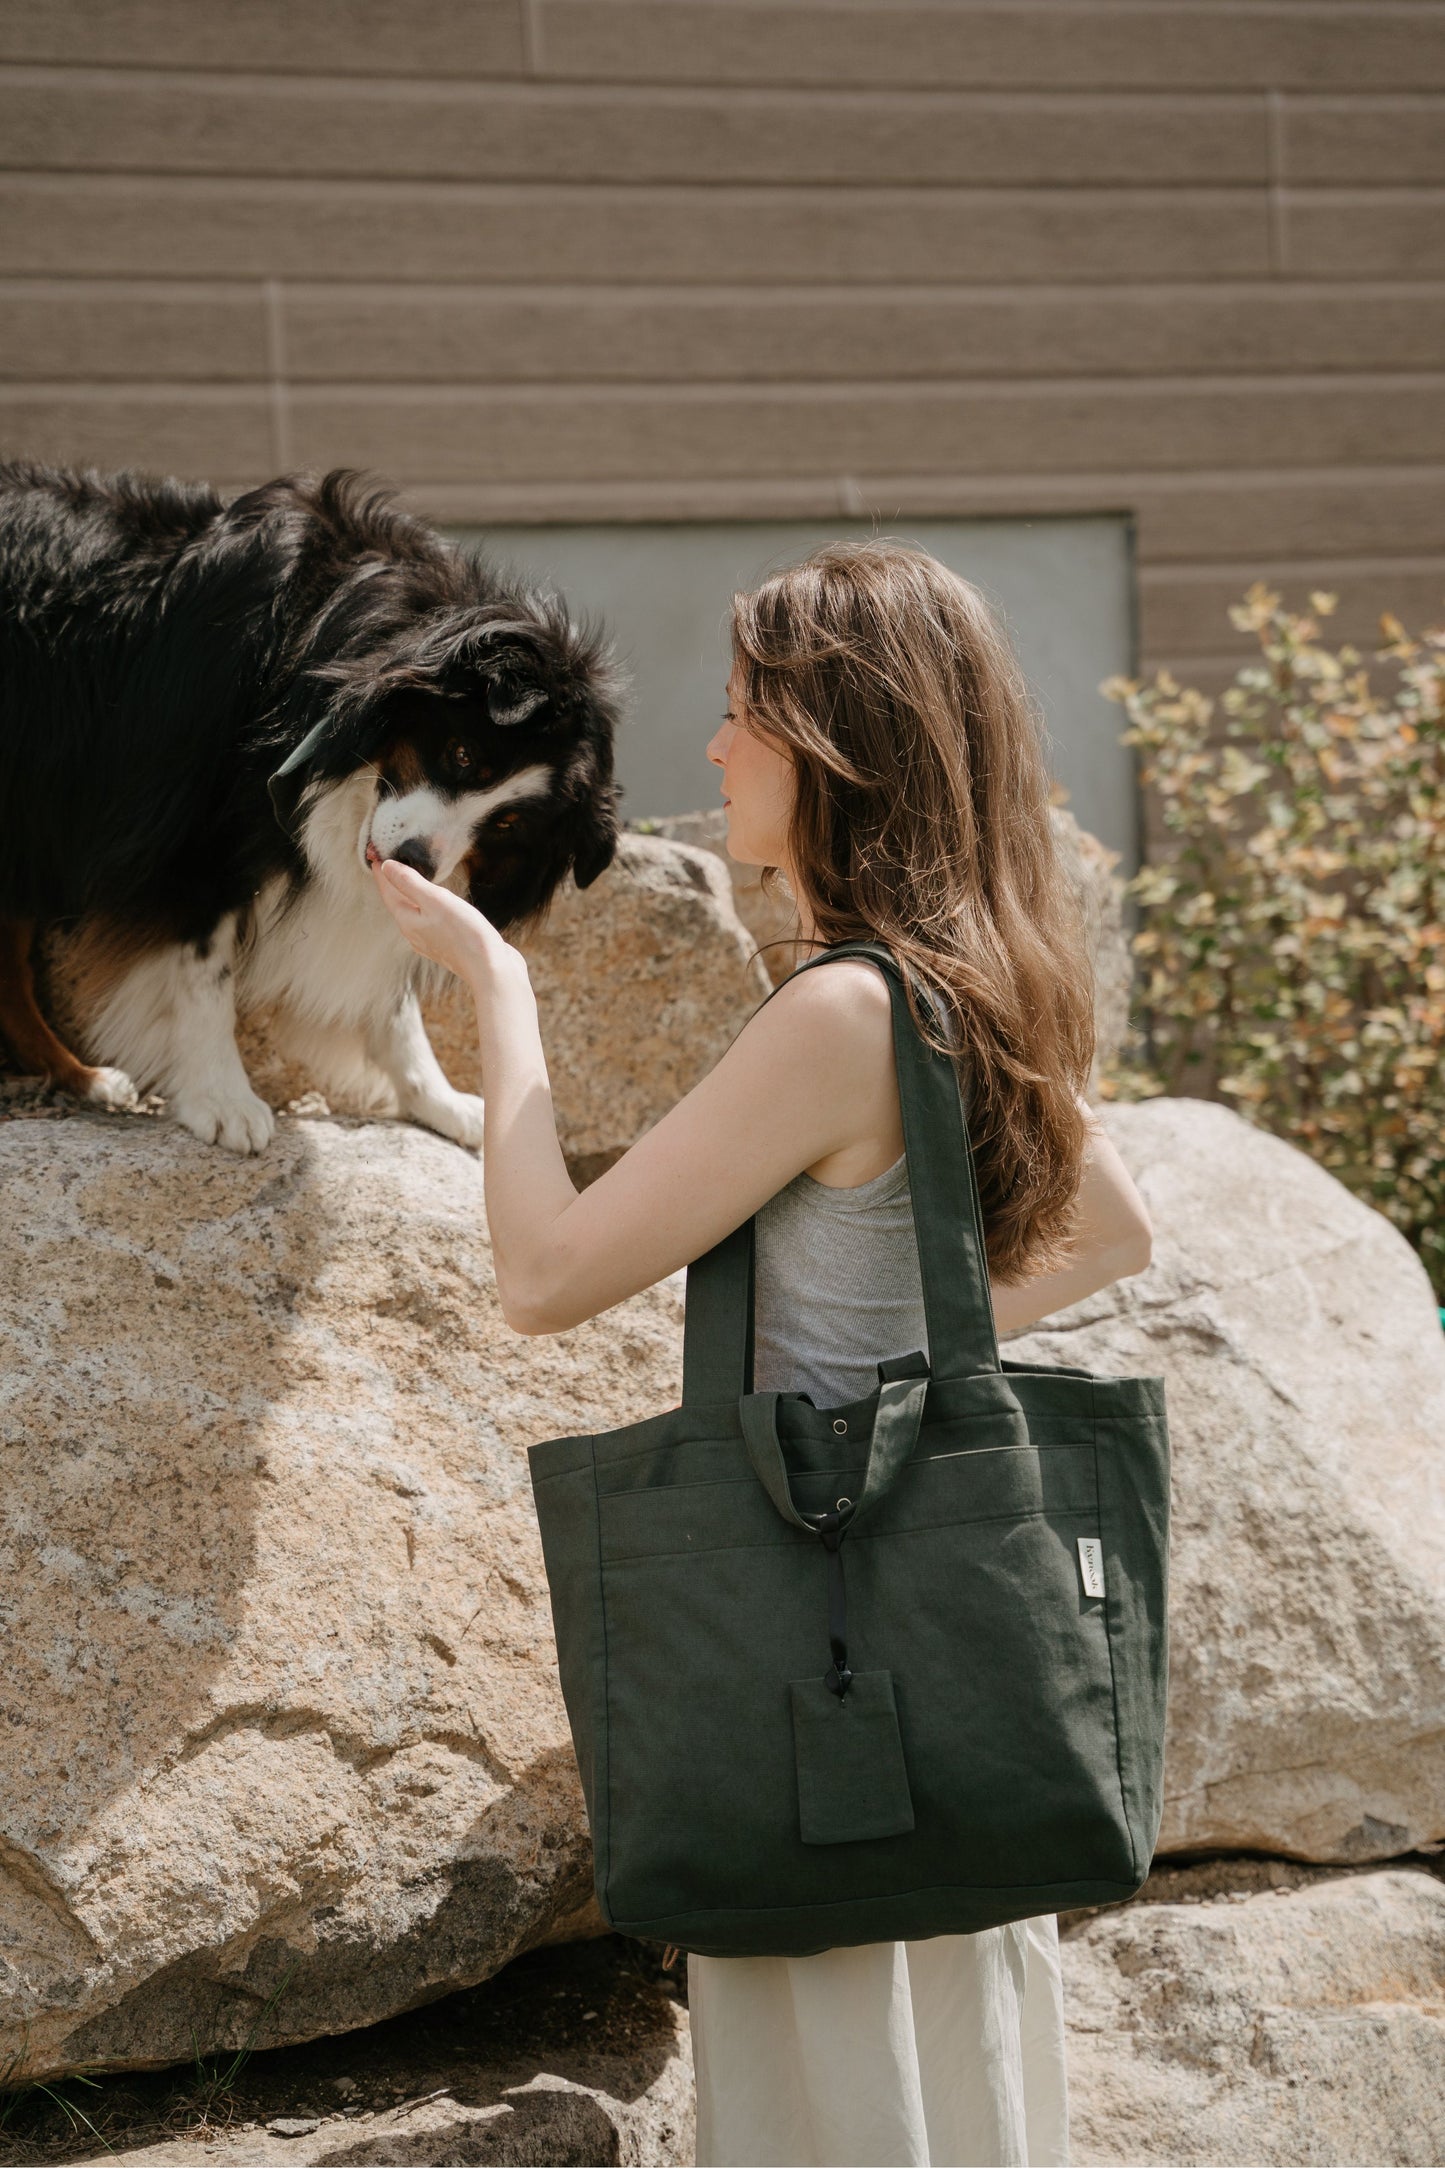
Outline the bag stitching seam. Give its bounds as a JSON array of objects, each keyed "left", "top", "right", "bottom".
[
  {"left": 600, "top": 1500, "right": 1104, "bottom": 1566},
  {"left": 595, "top": 1438, "right": 1092, "bottom": 1506},
  {"left": 1092, "top": 1387, "right": 1141, "bottom": 1878},
  {"left": 608, "top": 1874, "right": 1142, "bottom": 1931},
  {"left": 588, "top": 1434, "right": 615, "bottom": 1928},
  {"left": 572, "top": 1407, "right": 1066, "bottom": 1478}
]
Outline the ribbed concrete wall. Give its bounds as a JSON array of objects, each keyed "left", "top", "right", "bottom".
[{"left": 1, "top": 0, "right": 1441, "bottom": 697}]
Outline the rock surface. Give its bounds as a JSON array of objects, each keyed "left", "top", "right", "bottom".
[
  {"left": 639, "top": 809, "right": 803, "bottom": 986},
  {"left": 1010, "top": 1097, "right": 1445, "bottom": 1863},
  {"left": 36, "top": 1935, "right": 692, "bottom": 2168},
  {"left": 1063, "top": 1867, "right": 1445, "bottom": 2166},
  {"left": 510, "top": 834, "right": 771, "bottom": 1183},
  {"left": 231, "top": 834, "right": 771, "bottom": 1183},
  {"left": 0, "top": 1112, "right": 685, "bottom": 2085}
]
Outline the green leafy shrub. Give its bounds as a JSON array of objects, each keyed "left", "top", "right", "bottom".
[{"left": 1101, "top": 586, "right": 1445, "bottom": 1300}]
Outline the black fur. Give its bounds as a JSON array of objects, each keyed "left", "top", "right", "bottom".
[{"left": 0, "top": 461, "right": 621, "bottom": 943}]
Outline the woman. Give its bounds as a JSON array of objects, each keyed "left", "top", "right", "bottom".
[{"left": 371, "top": 539, "right": 1154, "bottom": 2168}]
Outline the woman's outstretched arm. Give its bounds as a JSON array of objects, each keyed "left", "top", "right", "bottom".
[{"left": 372, "top": 858, "right": 909, "bottom": 1332}]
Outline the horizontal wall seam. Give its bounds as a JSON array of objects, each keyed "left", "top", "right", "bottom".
[
  {"left": 0, "top": 176, "right": 1432, "bottom": 212},
  {"left": 0, "top": 170, "right": 1301, "bottom": 200},
  {"left": 0, "top": 170, "right": 1303, "bottom": 193},
  {"left": 4, "top": 277, "right": 1444, "bottom": 303},
  {"left": 284, "top": 463, "right": 1445, "bottom": 491},
  {"left": 1, "top": 52, "right": 1442, "bottom": 98},
  {"left": 5, "top": 374, "right": 1441, "bottom": 400},
  {"left": 7, "top": 371, "right": 1436, "bottom": 390},
  {"left": 338, "top": 469, "right": 1445, "bottom": 497},
  {"left": 0, "top": 66, "right": 1306, "bottom": 105},
  {"left": 1, "top": 64, "right": 1442, "bottom": 111}
]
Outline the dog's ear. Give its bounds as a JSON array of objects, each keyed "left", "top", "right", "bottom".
[
  {"left": 535, "top": 732, "right": 619, "bottom": 894},
  {"left": 555, "top": 713, "right": 620, "bottom": 891},
  {"left": 444, "top": 615, "right": 620, "bottom": 886},
  {"left": 432, "top": 619, "right": 555, "bottom": 728},
  {"left": 568, "top": 785, "right": 620, "bottom": 890},
  {"left": 487, "top": 673, "right": 549, "bottom": 728}
]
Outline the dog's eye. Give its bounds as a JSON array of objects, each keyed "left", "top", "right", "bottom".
[
  {"left": 491, "top": 809, "right": 523, "bottom": 832},
  {"left": 445, "top": 738, "right": 475, "bottom": 774}
]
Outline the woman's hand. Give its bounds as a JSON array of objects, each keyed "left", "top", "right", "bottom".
[{"left": 369, "top": 856, "right": 513, "bottom": 986}]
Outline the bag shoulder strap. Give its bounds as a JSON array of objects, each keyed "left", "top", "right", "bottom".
[{"left": 683, "top": 940, "right": 1001, "bottom": 1403}]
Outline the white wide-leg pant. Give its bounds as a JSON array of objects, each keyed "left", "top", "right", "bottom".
[{"left": 688, "top": 1915, "right": 1068, "bottom": 2168}]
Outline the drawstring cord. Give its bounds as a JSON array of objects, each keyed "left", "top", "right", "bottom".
[{"left": 803, "top": 1501, "right": 855, "bottom": 1697}]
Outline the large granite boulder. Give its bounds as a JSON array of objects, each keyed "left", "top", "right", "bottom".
[
  {"left": 646, "top": 805, "right": 1133, "bottom": 1087},
  {"left": 1064, "top": 1868, "right": 1445, "bottom": 2165},
  {"left": 0, "top": 1112, "right": 684, "bottom": 2086},
  {"left": 1012, "top": 1097, "right": 1445, "bottom": 1863}
]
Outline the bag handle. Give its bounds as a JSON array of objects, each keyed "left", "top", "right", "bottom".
[
  {"left": 683, "top": 942, "right": 1001, "bottom": 1403},
  {"left": 738, "top": 1374, "right": 931, "bottom": 1536},
  {"left": 741, "top": 1373, "right": 930, "bottom": 1699}
]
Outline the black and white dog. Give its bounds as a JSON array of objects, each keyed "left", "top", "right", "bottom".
[{"left": 0, "top": 462, "right": 620, "bottom": 1151}]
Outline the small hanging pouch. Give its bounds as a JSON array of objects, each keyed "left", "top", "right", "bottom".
[{"left": 789, "top": 1670, "right": 915, "bottom": 1844}]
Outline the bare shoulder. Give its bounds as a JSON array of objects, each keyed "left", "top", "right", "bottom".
[{"left": 742, "top": 955, "right": 895, "bottom": 1075}]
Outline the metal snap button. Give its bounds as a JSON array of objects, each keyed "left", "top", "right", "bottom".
[
  {"left": 832, "top": 1418, "right": 848, "bottom": 1434},
  {"left": 836, "top": 1496, "right": 852, "bottom": 1512}
]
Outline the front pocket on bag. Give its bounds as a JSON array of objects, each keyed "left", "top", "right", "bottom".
[
  {"left": 790, "top": 1669, "right": 916, "bottom": 1844},
  {"left": 597, "top": 1435, "right": 1096, "bottom": 1562}
]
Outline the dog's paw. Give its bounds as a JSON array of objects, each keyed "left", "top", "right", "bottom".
[
  {"left": 173, "top": 1084, "right": 277, "bottom": 1154},
  {"left": 84, "top": 1065, "right": 139, "bottom": 1112},
  {"left": 410, "top": 1090, "right": 486, "bottom": 1151}
]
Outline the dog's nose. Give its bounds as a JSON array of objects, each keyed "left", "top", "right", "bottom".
[{"left": 388, "top": 838, "right": 437, "bottom": 881}]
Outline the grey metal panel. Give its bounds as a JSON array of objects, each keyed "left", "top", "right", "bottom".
[{"left": 457, "top": 515, "right": 1139, "bottom": 869}]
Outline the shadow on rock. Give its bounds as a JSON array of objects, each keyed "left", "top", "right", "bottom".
[
  {"left": 1, "top": 1115, "right": 339, "bottom": 2071},
  {"left": 318, "top": 2084, "right": 623, "bottom": 2166}
]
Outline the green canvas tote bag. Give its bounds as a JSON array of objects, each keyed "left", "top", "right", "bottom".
[{"left": 527, "top": 940, "right": 1170, "bottom": 1959}]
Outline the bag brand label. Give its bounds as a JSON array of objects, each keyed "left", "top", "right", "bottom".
[{"left": 1077, "top": 1537, "right": 1106, "bottom": 1599}]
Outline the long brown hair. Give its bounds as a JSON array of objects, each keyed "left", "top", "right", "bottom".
[{"left": 730, "top": 538, "right": 1094, "bottom": 1286}]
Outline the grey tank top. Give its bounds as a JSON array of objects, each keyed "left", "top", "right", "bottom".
[{"left": 752, "top": 1150, "right": 929, "bottom": 1408}]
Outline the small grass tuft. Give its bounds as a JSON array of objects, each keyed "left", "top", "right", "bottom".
[{"left": 165, "top": 1961, "right": 298, "bottom": 2133}]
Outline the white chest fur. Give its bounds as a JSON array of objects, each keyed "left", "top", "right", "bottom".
[
  {"left": 86, "top": 770, "right": 486, "bottom": 1153},
  {"left": 239, "top": 868, "right": 414, "bottom": 1028},
  {"left": 240, "top": 772, "right": 414, "bottom": 1027}
]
